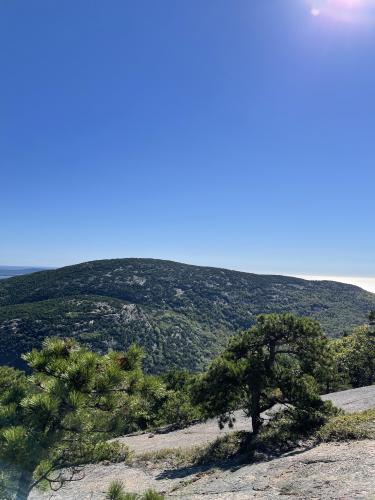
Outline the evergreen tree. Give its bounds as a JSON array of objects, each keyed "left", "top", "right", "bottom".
[
  {"left": 0, "top": 338, "right": 142, "bottom": 500},
  {"left": 335, "top": 317, "right": 375, "bottom": 387},
  {"left": 195, "top": 314, "right": 334, "bottom": 435}
]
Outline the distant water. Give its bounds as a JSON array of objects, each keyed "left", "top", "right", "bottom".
[{"left": 0, "top": 267, "right": 48, "bottom": 280}]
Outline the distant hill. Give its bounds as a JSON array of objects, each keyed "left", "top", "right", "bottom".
[
  {"left": 0, "top": 258, "right": 374, "bottom": 372},
  {"left": 0, "top": 266, "right": 49, "bottom": 280}
]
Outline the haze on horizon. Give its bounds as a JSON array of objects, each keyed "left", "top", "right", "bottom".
[{"left": 1, "top": 1, "right": 374, "bottom": 284}]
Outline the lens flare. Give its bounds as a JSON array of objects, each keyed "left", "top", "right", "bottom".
[{"left": 309, "top": 0, "right": 375, "bottom": 23}]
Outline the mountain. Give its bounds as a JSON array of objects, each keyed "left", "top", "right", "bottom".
[
  {"left": 0, "top": 258, "right": 374, "bottom": 372},
  {"left": 0, "top": 266, "right": 49, "bottom": 279}
]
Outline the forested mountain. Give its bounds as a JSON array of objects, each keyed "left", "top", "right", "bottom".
[{"left": 0, "top": 258, "right": 374, "bottom": 372}]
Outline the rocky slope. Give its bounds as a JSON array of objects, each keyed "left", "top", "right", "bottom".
[
  {"left": 30, "top": 440, "right": 375, "bottom": 499},
  {"left": 30, "top": 385, "right": 375, "bottom": 499}
]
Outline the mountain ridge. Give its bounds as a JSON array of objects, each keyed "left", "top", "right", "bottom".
[{"left": 0, "top": 258, "right": 374, "bottom": 372}]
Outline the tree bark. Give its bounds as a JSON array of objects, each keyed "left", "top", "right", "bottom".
[
  {"left": 251, "top": 413, "right": 263, "bottom": 436},
  {"left": 250, "top": 389, "right": 263, "bottom": 436}
]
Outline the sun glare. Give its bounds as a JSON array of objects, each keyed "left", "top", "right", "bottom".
[{"left": 309, "top": 0, "right": 375, "bottom": 23}]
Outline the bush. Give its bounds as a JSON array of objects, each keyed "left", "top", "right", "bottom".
[
  {"left": 136, "top": 431, "right": 249, "bottom": 468},
  {"left": 158, "top": 390, "right": 202, "bottom": 427},
  {"left": 195, "top": 431, "right": 248, "bottom": 464},
  {"left": 286, "top": 400, "right": 339, "bottom": 434},
  {"left": 317, "top": 408, "right": 375, "bottom": 441},
  {"left": 89, "top": 441, "right": 131, "bottom": 464},
  {"left": 249, "top": 402, "right": 338, "bottom": 458}
]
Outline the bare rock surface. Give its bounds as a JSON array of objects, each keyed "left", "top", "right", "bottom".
[
  {"left": 114, "top": 413, "right": 251, "bottom": 454},
  {"left": 29, "top": 440, "right": 375, "bottom": 499},
  {"left": 172, "top": 440, "right": 375, "bottom": 499},
  {"left": 115, "top": 385, "right": 375, "bottom": 456},
  {"left": 321, "top": 385, "right": 375, "bottom": 413},
  {"left": 29, "top": 386, "right": 375, "bottom": 499}
]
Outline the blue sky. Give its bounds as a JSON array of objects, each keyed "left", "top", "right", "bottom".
[{"left": 1, "top": 0, "right": 375, "bottom": 282}]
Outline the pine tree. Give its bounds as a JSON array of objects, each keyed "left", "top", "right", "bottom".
[
  {"left": 0, "top": 338, "right": 142, "bottom": 500},
  {"left": 195, "top": 313, "right": 334, "bottom": 435},
  {"left": 336, "top": 319, "right": 375, "bottom": 388}
]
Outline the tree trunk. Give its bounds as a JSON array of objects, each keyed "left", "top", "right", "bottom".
[
  {"left": 250, "top": 389, "right": 263, "bottom": 436},
  {"left": 15, "top": 471, "right": 33, "bottom": 500},
  {"left": 251, "top": 413, "right": 262, "bottom": 436}
]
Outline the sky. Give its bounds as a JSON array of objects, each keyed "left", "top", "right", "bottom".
[{"left": 1, "top": 0, "right": 375, "bottom": 290}]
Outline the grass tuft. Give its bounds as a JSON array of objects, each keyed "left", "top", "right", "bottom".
[{"left": 105, "top": 481, "right": 164, "bottom": 500}]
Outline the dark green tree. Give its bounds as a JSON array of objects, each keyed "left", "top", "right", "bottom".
[
  {"left": 195, "top": 314, "right": 334, "bottom": 436},
  {"left": 335, "top": 321, "right": 375, "bottom": 388},
  {"left": 159, "top": 370, "right": 202, "bottom": 426},
  {"left": 0, "top": 338, "right": 142, "bottom": 500}
]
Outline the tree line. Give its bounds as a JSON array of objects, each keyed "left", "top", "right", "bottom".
[{"left": 0, "top": 312, "right": 374, "bottom": 499}]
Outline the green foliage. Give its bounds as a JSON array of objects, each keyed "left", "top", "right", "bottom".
[
  {"left": 106, "top": 481, "right": 164, "bottom": 500},
  {"left": 0, "top": 339, "right": 137, "bottom": 499},
  {"left": 88, "top": 441, "right": 130, "bottom": 464},
  {"left": 156, "top": 390, "right": 201, "bottom": 427},
  {"left": 1, "top": 258, "right": 374, "bottom": 373},
  {"left": 158, "top": 370, "right": 203, "bottom": 426},
  {"left": 0, "top": 337, "right": 204, "bottom": 498},
  {"left": 251, "top": 403, "right": 337, "bottom": 458},
  {"left": 195, "top": 314, "right": 335, "bottom": 435},
  {"left": 317, "top": 408, "right": 375, "bottom": 441},
  {"left": 334, "top": 323, "right": 375, "bottom": 387},
  {"left": 106, "top": 480, "right": 136, "bottom": 500},
  {"left": 313, "top": 340, "right": 341, "bottom": 393},
  {"left": 195, "top": 431, "right": 248, "bottom": 464}
]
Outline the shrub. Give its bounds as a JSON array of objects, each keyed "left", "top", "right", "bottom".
[
  {"left": 195, "top": 431, "right": 248, "bottom": 464},
  {"left": 136, "top": 431, "right": 249, "bottom": 468},
  {"left": 89, "top": 441, "right": 131, "bottom": 464},
  {"left": 317, "top": 408, "right": 375, "bottom": 441},
  {"left": 106, "top": 481, "right": 133, "bottom": 500},
  {"left": 249, "top": 402, "right": 338, "bottom": 458}
]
